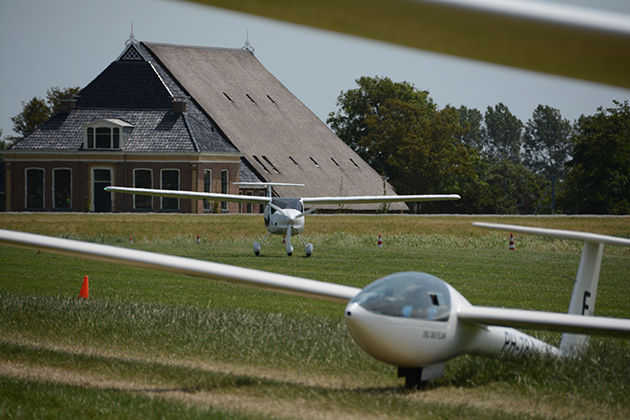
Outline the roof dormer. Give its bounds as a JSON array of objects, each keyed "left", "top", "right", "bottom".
[{"left": 84, "top": 119, "right": 134, "bottom": 150}]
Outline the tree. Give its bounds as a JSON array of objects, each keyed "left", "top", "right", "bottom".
[
  {"left": 457, "top": 106, "right": 484, "bottom": 151},
  {"left": 483, "top": 103, "right": 523, "bottom": 163},
  {"left": 559, "top": 100, "right": 630, "bottom": 214},
  {"left": 523, "top": 105, "right": 572, "bottom": 181},
  {"left": 9, "top": 86, "right": 80, "bottom": 142},
  {"left": 327, "top": 76, "right": 433, "bottom": 163},
  {"left": 359, "top": 99, "right": 473, "bottom": 206}
]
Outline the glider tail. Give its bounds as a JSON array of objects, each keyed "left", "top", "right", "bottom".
[
  {"left": 473, "top": 222, "right": 630, "bottom": 356},
  {"left": 559, "top": 241, "right": 604, "bottom": 356}
]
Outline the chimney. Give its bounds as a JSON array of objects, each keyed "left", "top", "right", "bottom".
[
  {"left": 173, "top": 100, "right": 187, "bottom": 113},
  {"left": 60, "top": 99, "right": 76, "bottom": 111}
]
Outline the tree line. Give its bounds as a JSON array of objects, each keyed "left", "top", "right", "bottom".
[
  {"left": 3, "top": 82, "right": 629, "bottom": 214},
  {"left": 327, "top": 76, "right": 630, "bottom": 215}
]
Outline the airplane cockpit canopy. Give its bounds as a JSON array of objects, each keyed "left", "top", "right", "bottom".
[
  {"left": 271, "top": 198, "right": 303, "bottom": 212},
  {"left": 351, "top": 272, "right": 451, "bottom": 321}
]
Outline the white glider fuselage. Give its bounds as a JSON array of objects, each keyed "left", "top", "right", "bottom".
[{"left": 344, "top": 272, "right": 559, "bottom": 371}]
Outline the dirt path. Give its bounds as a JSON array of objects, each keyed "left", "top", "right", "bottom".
[{"left": 1, "top": 336, "right": 627, "bottom": 420}]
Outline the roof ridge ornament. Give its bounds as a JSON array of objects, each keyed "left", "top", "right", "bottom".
[
  {"left": 125, "top": 22, "right": 138, "bottom": 46},
  {"left": 242, "top": 30, "right": 255, "bottom": 54},
  {"left": 118, "top": 22, "right": 147, "bottom": 62}
]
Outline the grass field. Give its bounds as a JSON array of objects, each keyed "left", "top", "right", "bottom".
[{"left": 1, "top": 213, "right": 629, "bottom": 419}]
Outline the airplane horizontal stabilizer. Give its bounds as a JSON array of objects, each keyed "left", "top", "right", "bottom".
[
  {"left": 458, "top": 306, "right": 630, "bottom": 338},
  {"left": 472, "top": 222, "right": 630, "bottom": 247}
]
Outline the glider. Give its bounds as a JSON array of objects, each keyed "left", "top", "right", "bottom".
[
  {"left": 105, "top": 183, "right": 460, "bottom": 256},
  {"left": 1, "top": 222, "right": 629, "bottom": 389},
  {"left": 187, "top": 0, "right": 630, "bottom": 88}
]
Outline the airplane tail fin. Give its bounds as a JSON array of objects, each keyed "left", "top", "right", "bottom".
[{"left": 473, "top": 222, "right": 630, "bottom": 356}]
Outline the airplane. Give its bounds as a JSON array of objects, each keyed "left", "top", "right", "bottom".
[
  {"left": 105, "top": 183, "right": 460, "bottom": 257},
  {"left": 1, "top": 222, "right": 629, "bottom": 389}
]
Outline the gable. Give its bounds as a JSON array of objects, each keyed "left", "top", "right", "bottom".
[{"left": 77, "top": 60, "right": 173, "bottom": 109}]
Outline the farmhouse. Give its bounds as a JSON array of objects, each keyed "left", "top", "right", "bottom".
[{"left": 3, "top": 38, "right": 402, "bottom": 213}]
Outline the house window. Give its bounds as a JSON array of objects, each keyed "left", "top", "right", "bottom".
[
  {"left": 134, "top": 169, "right": 152, "bottom": 209},
  {"left": 26, "top": 168, "right": 44, "bottom": 209},
  {"left": 161, "top": 169, "right": 179, "bottom": 210},
  {"left": 53, "top": 168, "right": 71, "bottom": 209},
  {"left": 221, "top": 170, "right": 228, "bottom": 212},
  {"left": 247, "top": 191, "right": 253, "bottom": 213},
  {"left": 87, "top": 127, "right": 121, "bottom": 149},
  {"left": 84, "top": 120, "right": 132, "bottom": 150},
  {"left": 203, "top": 169, "right": 212, "bottom": 211}
]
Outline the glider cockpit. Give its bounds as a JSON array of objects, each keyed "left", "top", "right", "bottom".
[{"left": 350, "top": 272, "right": 451, "bottom": 321}]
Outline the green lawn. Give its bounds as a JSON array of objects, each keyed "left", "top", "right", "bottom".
[{"left": 1, "top": 213, "right": 629, "bottom": 419}]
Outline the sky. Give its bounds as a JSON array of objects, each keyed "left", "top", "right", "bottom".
[{"left": 1, "top": 0, "right": 629, "bottom": 138}]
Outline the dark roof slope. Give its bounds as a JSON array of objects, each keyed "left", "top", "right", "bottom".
[
  {"left": 144, "top": 42, "right": 402, "bottom": 209},
  {"left": 77, "top": 60, "right": 173, "bottom": 109},
  {"left": 10, "top": 43, "right": 239, "bottom": 155}
]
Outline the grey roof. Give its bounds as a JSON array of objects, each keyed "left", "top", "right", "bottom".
[
  {"left": 144, "top": 42, "right": 403, "bottom": 209},
  {"left": 11, "top": 44, "right": 239, "bottom": 155},
  {"left": 10, "top": 108, "right": 238, "bottom": 153}
]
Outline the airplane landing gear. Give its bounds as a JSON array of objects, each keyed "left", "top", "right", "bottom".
[{"left": 398, "top": 367, "right": 426, "bottom": 390}]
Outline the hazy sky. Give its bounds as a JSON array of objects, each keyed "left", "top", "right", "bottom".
[{"left": 1, "top": 0, "right": 629, "bottom": 138}]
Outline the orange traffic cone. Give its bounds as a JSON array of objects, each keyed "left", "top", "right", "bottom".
[
  {"left": 197, "top": 234, "right": 200, "bottom": 245},
  {"left": 509, "top": 233, "right": 515, "bottom": 251},
  {"left": 129, "top": 235, "right": 133, "bottom": 244},
  {"left": 377, "top": 234, "right": 383, "bottom": 247},
  {"left": 79, "top": 276, "right": 89, "bottom": 299}
]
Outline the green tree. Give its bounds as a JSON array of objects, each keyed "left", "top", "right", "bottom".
[
  {"left": 359, "top": 99, "right": 473, "bottom": 211},
  {"left": 559, "top": 100, "right": 630, "bottom": 214},
  {"left": 483, "top": 103, "right": 523, "bottom": 163},
  {"left": 457, "top": 106, "right": 484, "bottom": 150},
  {"left": 327, "top": 76, "right": 433, "bottom": 163},
  {"left": 523, "top": 105, "right": 572, "bottom": 181},
  {"left": 9, "top": 86, "right": 80, "bottom": 141}
]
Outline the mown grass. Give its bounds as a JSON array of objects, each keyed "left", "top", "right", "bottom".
[{"left": 1, "top": 213, "right": 629, "bottom": 419}]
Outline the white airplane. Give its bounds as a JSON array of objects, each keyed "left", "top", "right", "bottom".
[
  {"left": 105, "top": 183, "right": 460, "bottom": 257},
  {"left": 1, "top": 222, "right": 629, "bottom": 389}
]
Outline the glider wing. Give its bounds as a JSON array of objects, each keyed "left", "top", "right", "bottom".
[{"left": 0, "top": 229, "right": 360, "bottom": 304}]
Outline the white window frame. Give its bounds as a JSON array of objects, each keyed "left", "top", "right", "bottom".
[
  {"left": 25, "top": 167, "right": 45, "bottom": 209},
  {"left": 220, "top": 169, "right": 229, "bottom": 212},
  {"left": 84, "top": 119, "right": 133, "bottom": 150},
  {"left": 203, "top": 169, "right": 212, "bottom": 212}
]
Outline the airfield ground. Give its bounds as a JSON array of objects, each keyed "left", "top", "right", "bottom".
[{"left": 1, "top": 213, "right": 629, "bottom": 419}]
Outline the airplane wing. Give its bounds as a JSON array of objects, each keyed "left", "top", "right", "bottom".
[
  {"left": 189, "top": 0, "right": 630, "bottom": 88},
  {"left": 302, "top": 194, "right": 461, "bottom": 205},
  {"left": 0, "top": 229, "right": 360, "bottom": 304},
  {"left": 458, "top": 306, "right": 630, "bottom": 338},
  {"left": 105, "top": 187, "right": 271, "bottom": 205}
]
